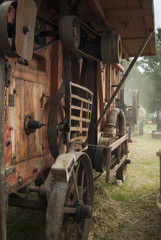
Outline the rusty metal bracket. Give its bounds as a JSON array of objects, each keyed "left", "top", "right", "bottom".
[{"left": 97, "top": 30, "right": 154, "bottom": 126}]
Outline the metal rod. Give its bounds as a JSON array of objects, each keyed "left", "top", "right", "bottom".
[
  {"left": 97, "top": 30, "right": 154, "bottom": 126},
  {"left": 34, "top": 39, "right": 58, "bottom": 53},
  {"left": 37, "top": 15, "right": 57, "bottom": 28}
]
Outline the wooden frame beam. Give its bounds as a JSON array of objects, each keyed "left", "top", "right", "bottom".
[
  {"left": 87, "top": 0, "right": 115, "bottom": 32},
  {"left": 87, "top": 0, "right": 130, "bottom": 60},
  {"left": 105, "top": 9, "right": 152, "bottom": 17}
]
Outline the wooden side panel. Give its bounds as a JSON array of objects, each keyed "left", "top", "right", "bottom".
[
  {"left": 9, "top": 64, "right": 46, "bottom": 163},
  {"left": 13, "top": 78, "right": 27, "bottom": 162}
]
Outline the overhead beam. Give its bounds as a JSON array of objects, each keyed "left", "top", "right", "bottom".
[
  {"left": 87, "top": 0, "right": 130, "bottom": 60},
  {"left": 87, "top": 0, "right": 115, "bottom": 32},
  {"left": 105, "top": 9, "right": 152, "bottom": 17}
]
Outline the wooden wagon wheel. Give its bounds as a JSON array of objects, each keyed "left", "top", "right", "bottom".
[
  {"left": 46, "top": 153, "right": 93, "bottom": 240},
  {"left": 48, "top": 83, "right": 68, "bottom": 159}
]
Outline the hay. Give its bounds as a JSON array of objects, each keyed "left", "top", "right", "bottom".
[{"left": 89, "top": 181, "right": 127, "bottom": 239}]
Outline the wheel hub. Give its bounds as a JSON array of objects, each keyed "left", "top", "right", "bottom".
[{"left": 77, "top": 204, "right": 92, "bottom": 219}]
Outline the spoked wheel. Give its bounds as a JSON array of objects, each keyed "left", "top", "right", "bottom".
[
  {"left": 46, "top": 153, "right": 93, "bottom": 240},
  {"left": 48, "top": 83, "right": 68, "bottom": 159}
]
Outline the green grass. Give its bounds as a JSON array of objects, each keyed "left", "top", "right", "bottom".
[{"left": 92, "top": 124, "right": 161, "bottom": 240}]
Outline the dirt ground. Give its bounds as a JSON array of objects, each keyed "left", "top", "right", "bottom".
[{"left": 7, "top": 124, "right": 161, "bottom": 240}]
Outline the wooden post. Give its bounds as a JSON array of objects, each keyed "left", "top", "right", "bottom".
[
  {"left": 0, "top": 51, "right": 7, "bottom": 240},
  {"left": 97, "top": 62, "right": 105, "bottom": 129},
  {"left": 106, "top": 147, "right": 111, "bottom": 182},
  {"left": 117, "top": 145, "right": 121, "bottom": 163}
]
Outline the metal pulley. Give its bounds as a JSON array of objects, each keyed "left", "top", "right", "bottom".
[
  {"left": 101, "top": 33, "right": 122, "bottom": 64},
  {"left": 0, "top": 1, "right": 17, "bottom": 57},
  {"left": 15, "top": 0, "right": 37, "bottom": 61},
  {"left": 0, "top": 0, "right": 37, "bottom": 60},
  {"left": 93, "top": 136, "right": 109, "bottom": 173},
  {"left": 59, "top": 15, "right": 81, "bottom": 49},
  {"left": 93, "top": 145, "right": 107, "bottom": 172}
]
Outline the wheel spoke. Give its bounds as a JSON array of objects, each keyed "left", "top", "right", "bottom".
[
  {"left": 59, "top": 102, "right": 65, "bottom": 123},
  {"left": 80, "top": 169, "right": 85, "bottom": 201},
  {"left": 59, "top": 132, "right": 65, "bottom": 153},
  {"left": 66, "top": 220, "right": 77, "bottom": 240},
  {"left": 76, "top": 222, "right": 83, "bottom": 239},
  {"left": 66, "top": 182, "right": 74, "bottom": 203},
  {"left": 72, "top": 169, "right": 80, "bottom": 202},
  {"left": 76, "top": 160, "right": 80, "bottom": 174}
]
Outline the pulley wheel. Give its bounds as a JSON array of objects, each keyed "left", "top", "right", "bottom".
[
  {"left": 101, "top": 33, "right": 122, "bottom": 64},
  {"left": 93, "top": 145, "right": 107, "bottom": 172},
  {"left": 59, "top": 15, "right": 81, "bottom": 49},
  {"left": 15, "top": 0, "right": 37, "bottom": 61},
  {"left": 0, "top": 1, "right": 17, "bottom": 57},
  {"left": 46, "top": 153, "right": 93, "bottom": 240},
  {"left": 132, "top": 89, "right": 139, "bottom": 124}
]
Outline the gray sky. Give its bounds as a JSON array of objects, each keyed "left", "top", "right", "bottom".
[{"left": 154, "top": 0, "right": 161, "bottom": 29}]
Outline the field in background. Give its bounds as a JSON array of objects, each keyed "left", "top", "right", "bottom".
[{"left": 7, "top": 124, "right": 161, "bottom": 240}]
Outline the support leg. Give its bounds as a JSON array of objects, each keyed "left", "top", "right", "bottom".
[{"left": 0, "top": 52, "right": 7, "bottom": 240}]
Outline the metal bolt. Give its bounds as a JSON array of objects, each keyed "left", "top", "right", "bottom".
[
  {"left": 6, "top": 140, "right": 11, "bottom": 147},
  {"left": 73, "top": 27, "right": 78, "bottom": 38},
  {"left": 23, "top": 26, "right": 30, "bottom": 34},
  {"left": 41, "top": 144, "right": 45, "bottom": 150},
  {"left": 13, "top": 89, "right": 17, "bottom": 94},
  {"left": 33, "top": 168, "right": 38, "bottom": 173},
  {"left": 18, "top": 173, "right": 24, "bottom": 185}
]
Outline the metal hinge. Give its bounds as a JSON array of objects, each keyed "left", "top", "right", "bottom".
[
  {"left": 5, "top": 60, "right": 12, "bottom": 88},
  {"left": 9, "top": 94, "right": 15, "bottom": 107}
]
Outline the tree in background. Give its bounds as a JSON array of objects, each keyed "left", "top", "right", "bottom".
[{"left": 123, "top": 28, "right": 161, "bottom": 113}]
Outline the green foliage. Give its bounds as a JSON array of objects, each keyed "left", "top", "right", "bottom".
[{"left": 123, "top": 28, "right": 161, "bottom": 112}]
